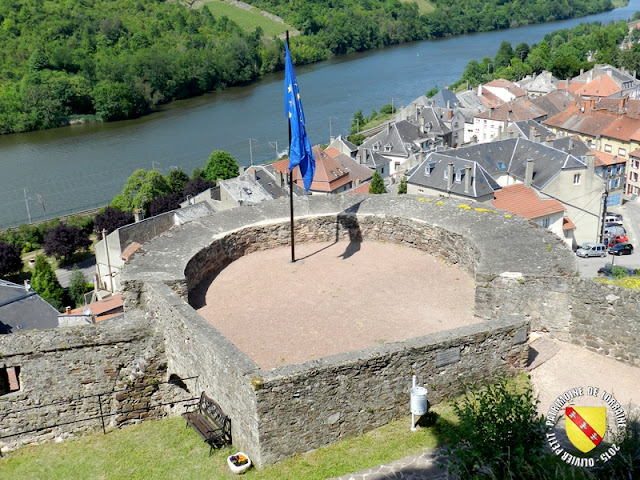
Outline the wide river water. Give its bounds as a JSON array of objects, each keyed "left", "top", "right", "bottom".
[{"left": 1, "top": 0, "right": 639, "bottom": 228}]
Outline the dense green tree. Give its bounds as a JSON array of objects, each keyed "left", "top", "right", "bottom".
[
  {"left": 166, "top": 169, "right": 190, "bottom": 194},
  {"left": 31, "top": 254, "right": 65, "bottom": 311},
  {"left": 68, "top": 265, "right": 91, "bottom": 308},
  {"left": 191, "top": 167, "right": 206, "bottom": 180},
  {"left": 369, "top": 171, "right": 386, "bottom": 194},
  {"left": 149, "top": 192, "right": 182, "bottom": 216},
  {"left": 0, "top": 241, "right": 23, "bottom": 277},
  {"left": 111, "top": 169, "right": 172, "bottom": 212},
  {"left": 397, "top": 175, "right": 407, "bottom": 194},
  {"left": 425, "top": 86, "right": 439, "bottom": 98},
  {"left": 204, "top": 151, "right": 239, "bottom": 184}
]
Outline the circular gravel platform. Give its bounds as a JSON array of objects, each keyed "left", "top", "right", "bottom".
[{"left": 197, "top": 241, "right": 479, "bottom": 370}]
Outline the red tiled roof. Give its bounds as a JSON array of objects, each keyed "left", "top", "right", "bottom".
[
  {"left": 67, "top": 294, "right": 123, "bottom": 322},
  {"left": 492, "top": 184, "right": 565, "bottom": 220},
  {"left": 121, "top": 242, "right": 141, "bottom": 261},
  {"left": 629, "top": 148, "right": 640, "bottom": 158},
  {"left": 574, "top": 74, "right": 621, "bottom": 98},
  {"left": 563, "top": 217, "right": 576, "bottom": 231},
  {"left": 476, "top": 98, "right": 546, "bottom": 121},
  {"left": 600, "top": 116, "right": 640, "bottom": 141},
  {"left": 558, "top": 80, "right": 586, "bottom": 93},
  {"left": 287, "top": 145, "right": 351, "bottom": 192},
  {"left": 485, "top": 79, "right": 526, "bottom": 97},
  {"left": 591, "top": 149, "right": 624, "bottom": 167},
  {"left": 348, "top": 182, "right": 371, "bottom": 194}
]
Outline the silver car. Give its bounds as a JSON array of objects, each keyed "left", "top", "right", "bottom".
[{"left": 576, "top": 243, "right": 607, "bottom": 258}]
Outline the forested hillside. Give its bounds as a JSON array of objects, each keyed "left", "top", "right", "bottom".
[{"left": 0, "top": 0, "right": 615, "bottom": 134}]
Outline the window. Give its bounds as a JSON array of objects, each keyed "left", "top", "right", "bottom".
[
  {"left": 384, "top": 143, "right": 392, "bottom": 153},
  {"left": 455, "top": 169, "right": 463, "bottom": 183},
  {"left": 497, "top": 162, "right": 507, "bottom": 170},
  {"left": 633, "top": 159, "right": 639, "bottom": 169},
  {"left": 618, "top": 148, "right": 626, "bottom": 157},
  {"left": 574, "top": 174, "right": 581, "bottom": 185},
  {"left": 605, "top": 144, "right": 612, "bottom": 153},
  {"left": 539, "top": 218, "right": 550, "bottom": 228},
  {"left": 425, "top": 162, "right": 436, "bottom": 176},
  {"left": 0, "top": 366, "right": 20, "bottom": 395}
]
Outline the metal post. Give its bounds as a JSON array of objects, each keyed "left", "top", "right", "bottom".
[
  {"left": 98, "top": 394, "right": 106, "bottom": 435},
  {"left": 287, "top": 31, "right": 296, "bottom": 264},
  {"left": 600, "top": 186, "right": 609, "bottom": 244},
  {"left": 103, "top": 229, "right": 114, "bottom": 293},
  {"left": 24, "top": 188, "right": 31, "bottom": 224}
]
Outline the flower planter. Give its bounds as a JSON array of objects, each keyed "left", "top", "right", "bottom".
[{"left": 227, "top": 452, "right": 251, "bottom": 475}]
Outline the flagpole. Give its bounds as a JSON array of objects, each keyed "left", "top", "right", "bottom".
[{"left": 287, "top": 30, "right": 296, "bottom": 263}]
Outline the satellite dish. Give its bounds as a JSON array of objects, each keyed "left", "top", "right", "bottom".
[{"left": 83, "top": 307, "right": 91, "bottom": 315}]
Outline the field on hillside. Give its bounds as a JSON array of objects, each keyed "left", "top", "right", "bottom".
[
  {"left": 199, "top": 0, "right": 290, "bottom": 37},
  {"left": 400, "top": 0, "right": 436, "bottom": 15}
]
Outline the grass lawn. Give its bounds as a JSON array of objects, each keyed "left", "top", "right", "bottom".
[
  {"left": 400, "top": 0, "right": 435, "bottom": 15},
  {"left": 0, "top": 404, "right": 456, "bottom": 480},
  {"left": 199, "top": 0, "right": 291, "bottom": 37}
]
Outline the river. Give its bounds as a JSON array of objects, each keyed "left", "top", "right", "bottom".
[{"left": 0, "top": 0, "right": 638, "bottom": 229}]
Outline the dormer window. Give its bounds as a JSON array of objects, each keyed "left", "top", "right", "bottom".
[
  {"left": 384, "top": 143, "right": 392, "bottom": 152},
  {"left": 373, "top": 141, "right": 381, "bottom": 152},
  {"left": 455, "top": 169, "right": 464, "bottom": 183},
  {"left": 425, "top": 162, "right": 436, "bottom": 176},
  {"left": 497, "top": 162, "right": 507, "bottom": 170}
]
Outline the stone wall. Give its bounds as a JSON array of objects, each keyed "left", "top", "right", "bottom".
[
  {"left": 131, "top": 276, "right": 529, "bottom": 465},
  {"left": 474, "top": 273, "right": 640, "bottom": 367},
  {"left": 0, "top": 314, "right": 183, "bottom": 452}
]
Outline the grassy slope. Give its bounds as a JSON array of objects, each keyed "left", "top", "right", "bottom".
[
  {"left": 198, "top": 0, "right": 290, "bottom": 37},
  {"left": 0, "top": 406, "right": 454, "bottom": 479},
  {"left": 400, "top": 0, "right": 436, "bottom": 15}
]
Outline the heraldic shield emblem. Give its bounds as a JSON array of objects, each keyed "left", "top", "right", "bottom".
[{"left": 565, "top": 406, "right": 607, "bottom": 453}]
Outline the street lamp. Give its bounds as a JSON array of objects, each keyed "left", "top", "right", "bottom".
[
  {"left": 249, "top": 138, "right": 257, "bottom": 166},
  {"left": 269, "top": 141, "right": 279, "bottom": 159}
]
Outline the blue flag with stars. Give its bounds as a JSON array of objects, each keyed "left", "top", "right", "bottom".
[{"left": 285, "top": 42, "right": 315, "bottom": 192}]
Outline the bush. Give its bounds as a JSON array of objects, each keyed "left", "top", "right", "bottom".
[
  {"left": 94, "top": 207, "right": 134, "bottom": 239},
  {"left": 43, "top": 223, "right": 91, "bottom": 261},
  {"left": 445, "top": 376, "right": 546, "bottom": 479},
  {"left": 0, "top": 241, "right": 23, "bottom": 277},
  {"left": 31, "top": 254, "right": 65, "bottom": 311}
]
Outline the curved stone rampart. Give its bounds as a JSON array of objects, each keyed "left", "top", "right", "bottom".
[{"left": 120, "top": 194, "right": 576, "bottom": 464}]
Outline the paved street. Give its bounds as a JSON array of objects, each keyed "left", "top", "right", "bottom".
[
  {"left": 54, "top": 256, "right": 96, "bottom": 288},
  {"left": 575, "top": 199, "right": 640, "bottom": 278}
]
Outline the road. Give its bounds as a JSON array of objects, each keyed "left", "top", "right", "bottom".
[
  {"left": 55, "top": 256, "right": 96, "bottom": 288},
  {"left": 575, "top": 200, "right": 640, "bottom": 278}
]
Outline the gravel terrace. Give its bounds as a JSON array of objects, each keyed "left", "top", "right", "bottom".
[{"left": 197, "top": 241, "right": 479, "bottom": 370}]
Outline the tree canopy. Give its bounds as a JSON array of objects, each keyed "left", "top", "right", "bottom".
[
  {"left": 0, "top": 241, "right": 23, "bottom": 278},
  {"left": 204, "top": 151, "right": 240, "bottom": 184},
  {"left": 43, "top": 223, "right": 91, "bottom": 261},
  {"left": 111, "top": 169, "right": 172, "bottom": 213},
  {"left": 94, "top": 207, "right": 135, "bottom": 239},
  {"left": 369, "top": 171, "right": 386, "bottom": 194},
  {"left": 31, "top": 254, "right": 65, "bottom": 311}
]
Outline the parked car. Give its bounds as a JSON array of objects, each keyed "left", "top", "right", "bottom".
[
  {"left": 608, "top": 243, "right": 634, "bottom": 255},
  {"left": 604, "top": 214, "right": 623, "bottom": 225},
  {"left": 603, "top": 225, "right": 626, "bottom": 238},
  {"left": 597, "top": 264, "right": 636, "bottom": 277},
  {"left": 576, "top": 243, "right": 607, "bottom": 258}
]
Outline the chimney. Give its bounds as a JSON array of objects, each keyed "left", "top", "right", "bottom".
[
  {"left": 24, "top": 279, "right": 31, "bottom": 291},
  {"left": 580, "top": 68, "right": 584, "bottom": 75},
  {"left": 134, "top": 209, "right": 144, "bottom": 222},
  {"left": 464, "top": 165, "right": 472, "bottom": 193},
  {"left": 65, "top": 306, "right": 71, "bottom": 314},
  {"left": 249, "top": 167, "right": 257, "bottom": 183},
  {"left": 529, "top": 126, "right": 536, "bottom": 141},
  {"left": 387, "top": 122, "right": 391, "bottom": 134},
  {"left": 586, "top": 152, "right": 595, "bottom": 173},
  {"left": 447, "top": 162, "right": 454, "bottom": 191},
  {"left": 525, "top": 158, "right": 534, "bottom": 187},
  {"left": 360, "top": 149, "right": 367, "bottom": 164},
  {"left": 239, "top": 166, "right": 245, "bottom": 175},
  {"left": 478, "top": 85, "right": 483, "bottom": 96},
  {"left": 619, "top": 97, "right": 627, "bottom": 112},
  {"left": 544, "top": 136, "right": 553, "bottom": 147},
  {"left": 355, "top": 178, "right": 360, "bottom": 187},
  {"left": 419, "top": 116, "right": 425, "bottom": 135}
]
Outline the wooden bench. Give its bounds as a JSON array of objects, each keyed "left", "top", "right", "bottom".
[{"left": 182, "top": 392, "right": 231, "bottom": 455}]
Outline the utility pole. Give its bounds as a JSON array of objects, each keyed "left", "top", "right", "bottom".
[
  {"left": 249, "top": 138, "right": 257, "bottom": 166},
  {"left": 329, "top": 116, "right": 332, "bottom": 140},
  {"left": 23, "top": 188, "right": 31, "bottom": 224},
  {"left": 600, "top": 186, "right": 609, "bottom": 244}
]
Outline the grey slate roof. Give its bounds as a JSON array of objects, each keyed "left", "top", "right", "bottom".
[
  {"left": 361, "top": 120, "right": 420, "bottom": 158},
  {"left": 456, "top": 90, "right": 488, "bottom": 112},
  {"left": 0, "top": 280, "right": 60, "bottom": 333},
  {"left": 432, "top": 88, "right": 459, "bottom": 109},
  {"left": 439, "top": 138, "right": 586, "bottom": 189},
  {"left": 407, "top": 153, "right": 500, "bottom": 199},
  {"left": 510, "top": 120, "right": 555, "bottom": 141}
]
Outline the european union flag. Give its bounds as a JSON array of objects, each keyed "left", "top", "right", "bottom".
[{"left": 285, "top": 42, "right": 315, "bottom": 192}]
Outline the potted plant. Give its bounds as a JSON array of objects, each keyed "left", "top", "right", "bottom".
[{"left": 227, "top": 452, "right": 251, "bottom": 474}]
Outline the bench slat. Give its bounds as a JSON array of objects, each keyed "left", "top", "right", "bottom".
[{"left": 182, "top": 392, "right": 231, "bottom": 455}]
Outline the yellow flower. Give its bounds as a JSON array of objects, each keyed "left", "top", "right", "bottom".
[
  {"left": 458, "top": 204, "right": 472, "bottom": 210},
  {"left": 436, "top": 201, "right": 444, "bottom": 206},
  {"left": 504, "top": 214, "right": 512, "bottom": 219}
]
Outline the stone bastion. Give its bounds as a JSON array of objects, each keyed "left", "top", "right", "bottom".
[{"left": 118, "top": 194, "right": 578, "bottom": 465}]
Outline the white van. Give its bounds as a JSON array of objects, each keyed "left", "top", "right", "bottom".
[
  {"left": 576, "top": 243, "right": 607, "bottom": 258},
  {"left": 604, "top": 225, "right": 626, "bottom": 238},
  {"left": 604, "top": 214, "right": 623, "bottom": 225}
]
